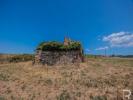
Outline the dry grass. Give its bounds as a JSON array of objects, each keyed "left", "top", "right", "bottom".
[{"left": 0, "top": 57, "right": 133, "bottom": 100}]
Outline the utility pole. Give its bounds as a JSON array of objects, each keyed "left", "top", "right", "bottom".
[{"left": 105, "top": 48, "right": 107, "bottom": 57}]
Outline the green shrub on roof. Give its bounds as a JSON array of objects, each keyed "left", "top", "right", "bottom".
[{"left": 36, "top": 41, "right": 82, "bottom": 51}]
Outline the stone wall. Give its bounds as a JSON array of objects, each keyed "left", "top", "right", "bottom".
[{"left": 35, "top": 50, "right": 84, "bottom": 65}]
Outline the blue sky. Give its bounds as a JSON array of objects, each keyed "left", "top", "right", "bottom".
[{"left": 0, "top": 0, "right": 133, "bottom": 55}]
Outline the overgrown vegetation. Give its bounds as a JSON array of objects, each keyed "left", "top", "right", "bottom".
[{"left": 36, "top": 41, "right": 82, "bottom": 51}]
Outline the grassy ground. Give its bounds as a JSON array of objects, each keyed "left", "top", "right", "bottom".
[{"left": 0, "top": 57, "right": 133, "bottom": 100}]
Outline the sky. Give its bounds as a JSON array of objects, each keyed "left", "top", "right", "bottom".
[{"left": 0, "top": 0, "right": 133, "bottom": 55}]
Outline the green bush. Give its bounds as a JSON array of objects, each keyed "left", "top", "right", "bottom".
[
  {"left": 57, "top": 90, "right": 71, "bottom": 100},
  {"left": 36, "top": 41, "right": 82, "bottom": 51},
  {"left": 0, "top": 96, "right": 5, "bottom": 100},
  {"left": 90, "top": 95, "right": 107, "bottom": 100}
]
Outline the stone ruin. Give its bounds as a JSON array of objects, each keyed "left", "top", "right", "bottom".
[{"left": 34, "top": 37, "right": 84, "bottom": 65}]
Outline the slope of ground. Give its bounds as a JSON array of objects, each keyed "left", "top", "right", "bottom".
[{"left": 0, "top": 57, "right": 133, "bottom": 100}]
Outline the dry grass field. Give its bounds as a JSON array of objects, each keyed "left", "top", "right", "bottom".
[{"left": 0, "top": 57, "right": 133, "bottom": 100}]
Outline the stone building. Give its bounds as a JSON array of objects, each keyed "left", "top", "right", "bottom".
[
  {"left": 63, "top": 37, "right": 71, "bottom": 46},
  {"left": 34, "top": 37, "right": 84, "bottom": 65}
]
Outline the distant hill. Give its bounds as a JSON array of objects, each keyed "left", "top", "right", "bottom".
[
  {"left": 85, "top": 54, "right": 133, "bottom": 58},
  {"left": 110, "top": 55, "right": 133, "bottom": 58}
]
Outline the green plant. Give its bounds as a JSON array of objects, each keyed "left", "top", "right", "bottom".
[
  {"left": 57, "top": 90, "right": 71, "bottom": 100},
  {"left": 0, "top": 96, "right": 5, "bottom": 100},
  {"left": 0, "top": 73, "right": 9, "bottom": 81},
  {"left": 45, "top": 79, "right": 53, "bottom": 85},
  {"left": 36, "top": 41, "right": 82, "bottom": 51},
  {"left": 90, "top": 95, "right": 107, "bottom": 100}
]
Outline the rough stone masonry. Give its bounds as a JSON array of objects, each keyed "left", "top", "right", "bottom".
[{"left": 34, "top": 37, "right": 84, "bottom": 65}]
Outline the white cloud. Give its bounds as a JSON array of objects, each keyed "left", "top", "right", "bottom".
[
  {"left": 85, "top": 49, "right": 91, "bottom": 52},
  {"left": 95, "top": 46, "right": 109, "bottom": 51},
  {"left": 103, "top": 32, "right": 133, "bottom": 47}
]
